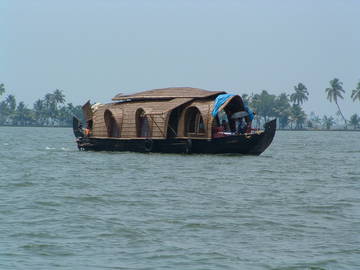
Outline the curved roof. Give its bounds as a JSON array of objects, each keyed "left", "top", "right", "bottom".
[{"left": 112, "top": 87, "right": 225, "bottom": 101}]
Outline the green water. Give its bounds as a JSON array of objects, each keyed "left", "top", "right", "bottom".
[{"left": 0, "top": 127, "right": 359, "bottom": 269}]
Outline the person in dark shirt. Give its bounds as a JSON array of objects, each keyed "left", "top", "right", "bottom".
[
  {"left": 236, "top": 117, "right": 247, "bottom": 134},
  {"left": 221, "top": 120, "right": 230, "bottom": 132}
]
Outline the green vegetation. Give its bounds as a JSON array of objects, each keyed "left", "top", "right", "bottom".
[
  {"left": 349, "top": 114, "right": 360, "bottom": 129},
  {"left": 290, "top": 83, "right": 309, "bottom": 105},
  {"left": 239, "top": 79, "right": 359, "bottom": 130},
  {"left": 0, "top": 79, "right": 359, "bottom": 129},
  {"left": 325, "top": 78, "right": 347, "bottom": 126},
  {"left": 322, "top": 115, "right": 335, "bottom": 130},
  {"left": 0, "top": 85, "right": 83, "bottom": 126},
  {"left": 351, "top": 81, "right": 360, "bottom": 102}
]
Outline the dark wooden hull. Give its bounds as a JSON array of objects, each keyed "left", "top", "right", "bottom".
[{"left": 73, "top": 119, "right": 276, "bottom": 155}]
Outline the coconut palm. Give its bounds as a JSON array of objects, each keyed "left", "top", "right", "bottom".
[
  {"left": 322, "top": 115, "right": 335, "bottom": 130},
  {"left": 349, "top": 114, "right": 360, "bottom": 129},
  {"left": 274, "top": 93, "right": 291, "bottom": 129},
  {"left": 44, "top": 93, "right": 58, "bottom": 124},
  {"left": 5, "top": 95, "right": 16, "bottom": 113},
  {"left": 14, "top": 102, "right": 28, "bottom": 125},
  {"left": 33, "top": 99, "right": 45, "bottom": 125},
  {"left": 3, "top": 95, "right": 16, "bottom": 124},
  {"left": 53, "top": 89, "right": 66, "bottom": 105},
  {"left": 311, "top": 115, "right": 322, "bottom": 128},
  {"left": 325, "top": 78, "right": 347, "bottom": 125},
  {"left": 351, "top": 81, "right": 360, "bottom": 102},
  {"left": 0, "top": 83, "right": 5, "bottom": 97},
  {"left": 44, "top": 93, "right": 54, "bottom": 107},
  {"left": 0, "top": 89, "right": 80, "bottom": 126},
  {"left": 0, "top": 101, "right": 9, "bottom": 124},
  {"left": 290, "top": 83, "right": 309, "bottom": 105},
  {"left": 290, "top": 104, "right": 306, "bottom": 129}
]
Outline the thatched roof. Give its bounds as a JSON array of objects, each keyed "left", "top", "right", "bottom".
[
  {"left": 112, "top": 87, "right": 225, "bottom": 101},
  {"left": 144, "top": 97, "right": 194, "bottom": 115}
]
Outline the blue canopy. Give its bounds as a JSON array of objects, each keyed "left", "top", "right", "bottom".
[
  {"left": 211, "top": 94, "right": 234, "bottom": 117},
  {"left": 212, "top": 94, "right": 255, "bottom": 120}
]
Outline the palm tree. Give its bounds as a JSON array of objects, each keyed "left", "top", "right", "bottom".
[
  {"left": 274, "top": 93, "right": 291, "bottom": 129},
  {"left": 3, "top": 95, "right": 16, "bottom": 124},
  {"left": 53, "top": 89, "right": 66, "bottom": 105},
  {"left": 15, "top": 102, "right": 26, "bottom": 125},
  {"left": 0, "top": 101, "right": 9, "bottom": 124},
  {"left": 33, "top": 99, "right": 45, "bottom": 125},
  {"left": 5, "top": 95, "right": 16, "bottom": 112},
  {"left": 351, "top": 81, "right": 360, "bottom": 102},
  {"left": 311, "top": 115, "right": 322, "bottom": 129},
  {"left": 42, "top": 90, "right": 66, "bottom": 125},
  {"left": 322, "top": 115, "right": 335, "bottom": 130},
  {"left": 44, "top": 93, "right": 56, "bottom": 124},
  {"left": 290, "top": 83, "right": 309, "bottom": 105},
  {"left": 290, "top": 104, "right": 306, "bottom": 129},
  {"left": 325, "top": 78, "right": 347, "bottom": 125},
  {"left": 0, "top": 83, "right": 5, "bottom": 97},
  {"left": 349, "top": 114, "right": 360, "bottom": 129},
  {"left": 44, "top": 93, "right": 55, "bottom": 108},
  {"left": 66, "top": 102, "right": 75, "bottom": 112}
]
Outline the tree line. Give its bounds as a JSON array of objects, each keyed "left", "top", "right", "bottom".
[
  {"left": 242, "top": 78, "right": 360, "bottom": 130},
  {"left": 0, "top": 84, "right": 83, "bottom": 126},
  {"left": 0, "top": 79, "right": 359, "bottom": 129}
]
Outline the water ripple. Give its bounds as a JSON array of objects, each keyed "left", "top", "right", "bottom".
[{"left": 0, "top": 128, "right": 359, "bottom": 269}]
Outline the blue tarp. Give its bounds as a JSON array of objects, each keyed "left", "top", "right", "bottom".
[
  {"left": 212, "top": 94, "right": 255, "bottom": 120},
  {"left": 211, "top": 94, "right": 234, "bottom": 117}
]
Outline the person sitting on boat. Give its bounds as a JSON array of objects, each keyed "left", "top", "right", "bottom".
[
  {"left": 221, "top": 120, "right": 230, "bottom": 132},
  {"left": 231, "top": 111, "right": 248, "bottom": 134},
  {"left": 236, "top": 117, "right": 247, "bottom": 134},
  {"left": 84, "top": 120, "right": 93, "bottom": 137},
  {"left": 244, "top": 105, "right": 255, "bottom": 132}
]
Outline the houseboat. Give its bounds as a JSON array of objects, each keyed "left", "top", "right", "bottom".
[{"left": 73, "top": 87, "right": 276, "bottom": 155}]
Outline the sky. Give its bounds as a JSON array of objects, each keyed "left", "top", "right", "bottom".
[{"left": 1, "top": 0, "right": 359, "bottom": 117}]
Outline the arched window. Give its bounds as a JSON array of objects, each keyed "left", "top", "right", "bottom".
[
  {"left": 104, "top": 110, "right": 120, "bottom": 137},
  {"left": 136, "top": 108, "right": 150, "bottom": 137},
  {"left": 184, "top": 107, "right": 206, "bottom": 136},
  {"left": 167, "top": 108, "right": 181, "bottom": 138}
]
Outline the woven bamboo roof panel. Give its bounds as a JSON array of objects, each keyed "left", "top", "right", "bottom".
[
  {"left": 144, "top": 97, "right": 194, "bottom": 115},
  {"left": 112, "top": 87, "right": 225, "bottom": 101}
]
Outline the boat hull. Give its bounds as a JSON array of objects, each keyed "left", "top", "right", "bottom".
[{"left": 74, "top": 119, "right": 276, "bottom": 155}]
